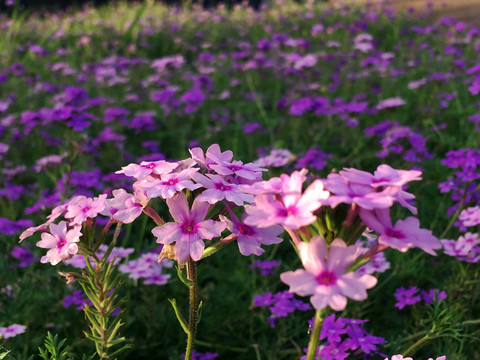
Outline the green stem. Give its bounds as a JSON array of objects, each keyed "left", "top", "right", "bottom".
[
  {"left": 185, "top": 257, "right": 199, "bottom": 360},
  {"left": 306, "top": 309, "right": 324, "bottom": 360},
  {"left": 402, "top": 333, "right": 431, "bottom": 357}
]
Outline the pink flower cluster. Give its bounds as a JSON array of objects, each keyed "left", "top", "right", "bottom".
[
  {"left": 114, "top": 144, "right": 283, "bottom": 262},
  {"left": 20, "top": 194, "right": 107, "bottom": 265},
  {"left": 323, "top": 165, "right": 441, "bottom": 255}
]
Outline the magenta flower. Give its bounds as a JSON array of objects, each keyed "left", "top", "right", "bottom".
[
  {"left": 280, "top": 236, "right": 377, "bottom": 311},
  {"left": 36, "top": 221, "right": 82, "bottom": 265},
  {"left": 151, "top": 192, "right": 226, "bottom": 262}
]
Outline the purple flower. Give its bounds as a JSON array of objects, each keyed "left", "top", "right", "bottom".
[
  {"left": 421, "top": 289, "right": 448, "bottom": 305},
  {"left": 250, "top": 259, "right": 281, "bottom": 276},
  {"left": 394, "top": 286, "right": 422, "bottom": 309},
  {"left": 10, "top": 246, "right": 34, "bottom": 267},
  {"left": 252, "top": 291, "right": 311, "bottom": 328}
]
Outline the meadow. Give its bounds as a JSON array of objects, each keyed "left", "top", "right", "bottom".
[{"left": 1, "top": 0, "right": 480, "bottom": 359}]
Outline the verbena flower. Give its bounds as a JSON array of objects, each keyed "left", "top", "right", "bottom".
[
  {"left": 0, "top": 324, "right": 27, "bottom": 339},
  {"left": 152, "top": 192, "right": 226, "bottom": 262},
  {"left": 244, "top": 170, "right": 329, "bottom": 230},
  {"left": 280, "top": 236, "right": 377, "bottom": 311},
  {"left": 36, "top": 221, "right": 82, "bottom": 265},
  {"left": 394, "top": 286, "right": 422, "bottom": 309}
]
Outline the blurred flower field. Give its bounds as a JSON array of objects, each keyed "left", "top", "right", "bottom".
[{"left": 1, "top": 0, "right": 480, "bottom": 359}]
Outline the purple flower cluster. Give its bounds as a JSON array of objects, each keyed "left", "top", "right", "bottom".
[
  {"left": 252, "top": 290, "right": 311, "bottom": 327},
  {"left": 364, "top": 120, "right": 434, "bottom": 163},
  {"left": 249, "top": 259, "right": 281, "bottom": 276},
  {"left": 394, "top": 286, "right": 447, "bottom": 309},
  {"left": 180, "top": 351, "right": 218, "bottom": 360},
  {"left": 301, "top": 314, "right": 385, "bottom": 360},
  {"left": 118, "top": 251, "right": 173, "bottom": 285},
  {"left": 439, "top": 148, "right": 480, "bottom": 215}
]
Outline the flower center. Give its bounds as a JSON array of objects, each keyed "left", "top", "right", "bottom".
[
  {"left": 315, "top": 271, "right": 337, "bottom": 286},
  {"left": 385, "top": 227, "right": 405, "bottom": 239},
  {"left": 215, "top": 182, "right": 231, "bottom": 191},
  {"left": 57, "top": 238, "right": 67, "bottom": 249},
  {"left": 277, "top": 205, "right": 297, "bottom": 217},
  {"left": 183, "top": 223, "right": 195, "bottom": 233},
  {"left": 238, "top": 224, "right": 254, "bottom": 236}
]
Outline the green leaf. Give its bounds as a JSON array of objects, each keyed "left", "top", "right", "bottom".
[
  {"left": 176, "top": 265, "right": 194, "bottom": 287},
  {"left": 168, "top": 298, "right": 189, "bottom": 334}
]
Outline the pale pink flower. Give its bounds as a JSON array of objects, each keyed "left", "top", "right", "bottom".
[
  {"left": 189, "top": 143, "right": 233, "bottom": 170},
  {"left": 459, "top": 206, "right": 480, "bottom": 227},
  {"left": 376, "top": 97, "right": 406, "bottom": 110},
  {"left": 138, "top": 168, "right": 202, "bottom": 199},
  {"left": 36, "top": 221, "right": 82, "bottom": 265},
  {"left": 322, "top": 173, "right": 394, "bottom": 210},
  {"left": 219, "top": 213, "right": 283, "bottom": 256},
  {"left": 19, "top": 203, "right": 69, "bottom": 241},
  {"left": 193, "top": 173, "right": 254, "bottom": 206},
  {"left": 244, "top": 171, "right": 329, "bottom": 229},
  {"left": 151, "top": 193, "right": 226, "bottom": 262},
  {"left": 359, "top": 208, "right": 441, "bottom": 255},
  {"left": 280, "top": 236, "right": 377, "bottom": 311},
  {"left": 102, "top": 187, "right": 149, "bottom": 224},
  {"left": 116, "top": 160, "right": 178, "bottom": 180},
  {"left": 339, "top": 165, "right": 422, "bottom": 213},
  {"left": 65, "top": 194, "right": 107, "bottom": 225},
  {"left": 0, "top": 324, "right": 27, "bottom": 339},
  {"left": 210, "top": 159, "right": 266, "bottom": 180}
]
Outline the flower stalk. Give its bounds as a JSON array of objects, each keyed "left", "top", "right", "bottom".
[
  {"left": 305, "top": 309, "right": 325, "bottom": 360},
  {"left": 185, "top": 257, "right": 199, "bottom": 360}
]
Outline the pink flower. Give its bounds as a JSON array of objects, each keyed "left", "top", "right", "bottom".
[
  {"left": 36, "top": 221, "right": 82, "bottom": 265},
  {"left": 244, "top": 170, "right": 329, "bottom": 229},
  {"left": 359, "top": 208, "right": 441, "bottom": 255},
  {"left": 219, "top": 213, "right": 283, "bottom": 256},
  {"left": 151, "top": 193, "right": 226, "bottom": 262},
  {"left": 189, "top": 143, "right": 233, "bottom": 170},
  {"left": 376, "top": 97, "right": 406, "bottom": 110},
  {"left": 138, "top": 168, "right": 202, "bottom": 199},
  {"left": 209, "top": 159, "right": 266, "bottom": 181},
  {"left": 65, "top": 194, "right": 107, "bottom": 225},
  {"left": 103, "top": 186, "right": 149, "bottom": 223},
  {"left": 116, "top": 160, "right": 178, "bottom": 180},
  {"left": 193, "top": 173, "right": 254, "bottom": 206},
  {"left": 338, "top": 165, "right": 422, "bottom": 213},
  {"left": 19, "top": 203, "right": 68, "bottom": 241},
  {"left": 459, "top": 206, "right": 480, "bottom": 227},
  {"left": 280, "top": 236, "right": 377, "bottom": 311},
  {"left": 0, "top": 324, "right": 27, "bottom": 339},
  {"left": 322, "top": 173, "right": 395, "bottom": 210}
]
